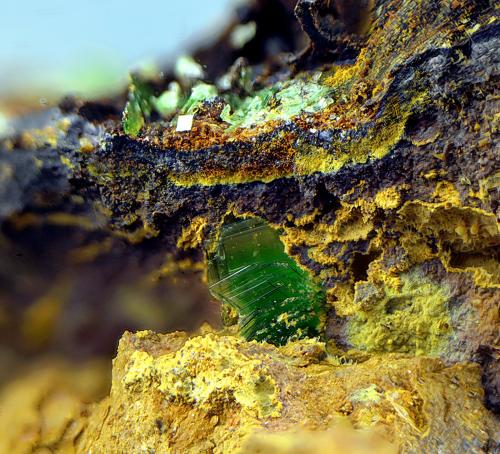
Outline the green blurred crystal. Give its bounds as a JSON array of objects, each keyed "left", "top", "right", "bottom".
[
  {"left": 207, "top": 218, "right": 324, "bottom": 345},
  {"left": 219, "top": 74, "right": 334, "bottom": 130},
  {"left": 155, "top": 81, "right": 183, "bottom": 117}
]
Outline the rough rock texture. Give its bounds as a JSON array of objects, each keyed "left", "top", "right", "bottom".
[
  {"left": 2, "top": 0, "right": 498, "bottom": 399},
  {"left": 75, "top": 330, "right": 498, "bottom": 453},
  {"left": 2, "top": 331, "right": 497, "bottom": 453},
  {"left": 0, "top": 0, "right": 499, "bottom": 450}
]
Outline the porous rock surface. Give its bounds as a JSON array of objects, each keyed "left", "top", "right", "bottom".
[
  {"left": 0, "top": 0, "right": 498, "bottom": 451},
  {"left": 76, "top": 330, "right": 498, "bottom": 453}
]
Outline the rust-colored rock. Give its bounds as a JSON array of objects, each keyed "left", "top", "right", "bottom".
[{"left": 74, "top": 330, "right": 497, "bottom": 453}]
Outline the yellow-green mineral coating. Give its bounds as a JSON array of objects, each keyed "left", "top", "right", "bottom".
[
  {"left": 348, "top": 272, "right": 452, "bottom": 356},
  {"left": 123, "top": 333, "right": 281, "bottom": 419},
  {"left": 207, "top": 218, "right": 325, "bottom": 345}
]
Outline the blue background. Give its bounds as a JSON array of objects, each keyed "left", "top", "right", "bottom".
[{"left": 0, "top": 0, "right": 232, "bottom": 98}]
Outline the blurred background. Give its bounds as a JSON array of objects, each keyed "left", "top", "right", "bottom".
[
  {"left": 0, "top": 0, "right": 305, "bottom": 422},
  {"left": 0, "top": 0, "right": 232, "bottom": 116},
  {"left": 0, "top": 0, "right": 246, "bottom": 385},
  {"left": 0, "top": 1, "right": 307, "bottom": 449},
  {"left": 0, "top": 0, "right": 307, "bottom": 361}
]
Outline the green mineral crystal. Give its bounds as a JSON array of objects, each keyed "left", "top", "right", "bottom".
[
  {"left": 122, "top": 74, "right": 155, "bottom": 137},
  {"left": 207, "top": 218, "right": 324, "bottom": 345},
  {"left": 181, "top": 83, "right": 218, "bottom": 115},
  {"left": 220, "top": 75, "right": 334, "bottom": 130},
  {"left": 155, "top": 81, "right": 183, "bottom": 117}
]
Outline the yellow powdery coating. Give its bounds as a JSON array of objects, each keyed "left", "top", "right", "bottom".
[
  {"left": 79, "top": 330, "right": 498, "bottom": 453},
  {"left": 349, "top": 272, "right": 451, "bottom": 356},
  {"left": 176, "top": 215, "right": 209, "bottom": 250},
  {"left": 124, "top": 333, "right": 282, "bottom": 418},
  {"left": 167, "top": 79, "right": 427, "bottom": 189},
  {"left": 293, "top": 145, "right": 344, "bottom": 175},
  {"left": 374, "top": 186, "right": 401, "bottom": 210},
  {"left": 398, "top": 200, "right": 500, "bottom": 288},
  {"left": 468, "top": 171, "right": 500, "bottom": 203},
  {"left": 283, "top": 198, "right": 377, "bottom": 252},
  {"left": 350, "top": 384, "right": 383, "bottom": 404},
  {"left": 432, "top": 181, "right": 461, "bottom": 206}
]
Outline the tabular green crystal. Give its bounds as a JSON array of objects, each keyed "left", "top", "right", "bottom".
[
  {"left": 155, "top": 81, "right": 183, "bottom": 117},
  {"left": 207, "top": 218, "right": 324, "bottom": 345}
]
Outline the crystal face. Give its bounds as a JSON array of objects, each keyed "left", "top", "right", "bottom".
[{"left": 207, "top": 218, "right": 324, "bottom": 345}]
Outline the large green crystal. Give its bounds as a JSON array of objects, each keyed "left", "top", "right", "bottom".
[{"left": 207, "top": 218, "right": 324, "bottom": 345}]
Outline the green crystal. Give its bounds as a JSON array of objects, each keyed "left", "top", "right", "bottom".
[
  {"left": 122, "top": 74, "right": 155, "bottom": 137},
  {"left": 155, "top": 82, "right": 183, "bottom": 117},
  {"left": 219, "top": 74, "right": 334, "bottom": 130},
  {"left": 122, "top": 96, "right": 144, "bottom": 138},
  {"left": 207, "top": 218, "right": 324, "bottom": 345},
  {"left": 181, "top": 83, "right": 218, "bottom": 115}
]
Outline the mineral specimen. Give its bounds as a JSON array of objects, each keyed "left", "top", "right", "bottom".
[
  {"left": 122, "top": 74, "right": 156, "bottom": 137},
  {"left": 0, "top": 0, "right": 498, "bottom": 451},
  {"left": 75, "top": 330, "right": 498, "bottom": 453},
  {"left": 206, "top": 218, "right": 324, "bottom": 345}
]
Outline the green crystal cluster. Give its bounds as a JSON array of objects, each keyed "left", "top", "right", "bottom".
[
  {"left": 122, "top": 64, "right": 335, "bottom": 136},
  {"left": 207, "top": 218, "right": 324, "bottom": 345},
  {"left": 220, "top": 75, "right": 334, "bottom": 129}
]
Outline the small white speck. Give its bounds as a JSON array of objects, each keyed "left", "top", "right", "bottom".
[{"left": 176, "top": 115, "right": 194, "bottom": 132}]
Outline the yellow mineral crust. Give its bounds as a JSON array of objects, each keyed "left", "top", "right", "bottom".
[
  {"left": 374, "top": 186, "right": 401, "bottom": 210},
  {"left": 76, "top": 330, "right": 498, "bottom": 453},
  {"left": 123, "top": 333, "right": 282, "bottom": 419},
  {"left": 275, "top": 174, "right": 497, "bottom": 361},
  {"left": 398, "top": 200, "right": 500, "bottom": 288},
  {"left": 175, "top": 216, "right": 209, "bottom": 250},
  {"left": 348, "top": 271, "right": 451, "bottom": 356}
]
